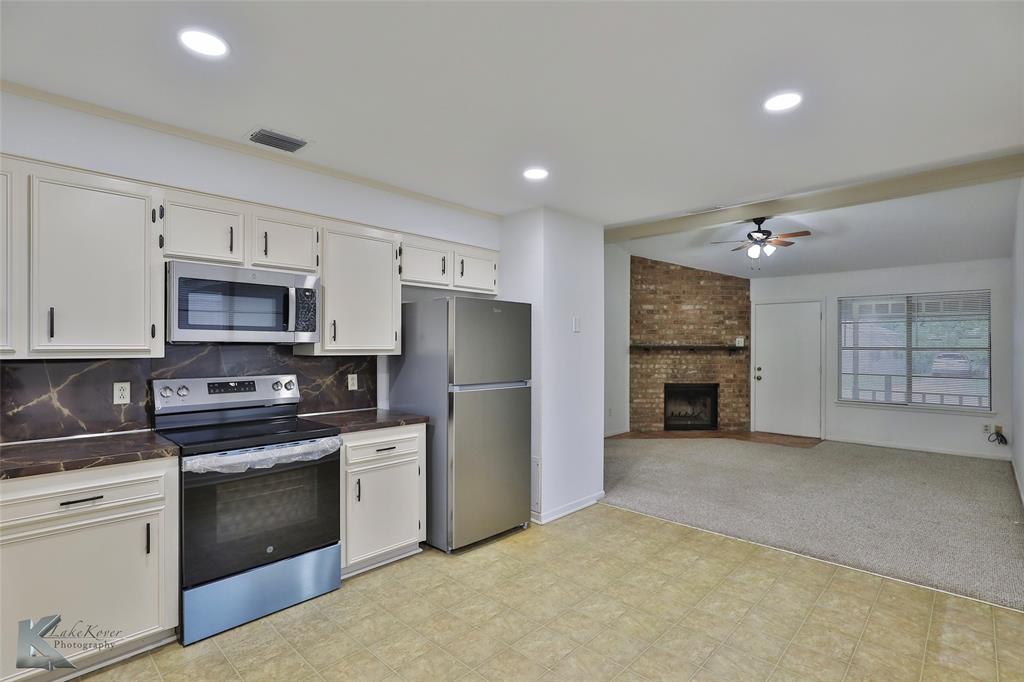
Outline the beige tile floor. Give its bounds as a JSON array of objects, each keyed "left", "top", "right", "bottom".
[{"left": 87, "top": 503, "right": 1024, "bottom": 681}]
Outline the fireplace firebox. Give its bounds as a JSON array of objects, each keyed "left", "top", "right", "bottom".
[{"left": 664, "top": 383, "right": 719, "bottom": 431}]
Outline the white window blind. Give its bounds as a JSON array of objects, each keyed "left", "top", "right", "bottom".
[{"left": 838, "top": 290, "right": 991, "bottom": 410}]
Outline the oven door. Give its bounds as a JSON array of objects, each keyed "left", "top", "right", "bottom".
[
  {"left": 181, "top": 439, "right": 340, "bottom": 589},
  {"left": 168, "top": 261, "right": 315, "bottom": 343}
]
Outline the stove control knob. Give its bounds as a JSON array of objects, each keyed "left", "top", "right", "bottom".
[
  {"left": 159, "top": 386, "right": 173, "bottom": 399},
  {"left": 176, "top": 385, "right": 190, "bottom": 397},
  {"left": 284, "top": 380, "right": 296, "bottom": 391},
  {"left": 272, "top": 381, "right": 283, "bottom": 391}
]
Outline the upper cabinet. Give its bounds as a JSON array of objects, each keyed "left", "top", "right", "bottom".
[
  {"left": 400, "top": 235, "right": 498, "bottom": 294},
  {"left": 28, "top": 164, "right": 163, "bottom": 357},
  {"left": 454, "top": 251, "right": 497, "bottom": 292},
  {"left": 0, "top": 170, "right": 11, "bottom": 354},
  {"left": 251, "top": 208, "right": 319, "bottom": 272},
  {"left": 296, "top": 221, "right": 401, "bottom": 356},
  {"left": 162, "top": 190, "right": 245, "bottom": 264}
]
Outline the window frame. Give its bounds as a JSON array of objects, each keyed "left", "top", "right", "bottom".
[{"left": 837, "top": 289, "right": 992, "bottom": 412}]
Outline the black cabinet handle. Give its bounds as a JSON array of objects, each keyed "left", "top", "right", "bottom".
[
  {"left": 59, "top": 494, "right": 103, "bottom": 507},
  {"left": 356, "top": 478, "right": 361, "bottom": 502},
  {"left": 48, "top": 307, "right": 55, "bottom": 339},
  {"left": 331, "top": 320, "right": 337, "bottom": 342},
  {"left": 263, "top": 231, "right": 269, "bottom": 257},
  {"left": 229, "top": 226, "right": 234, "bottom": 253},
  {"left": 441, "top": 256, "right": 446, "bottom": 275},
  {"left": 145, "top": 522, "right": 151, "bottom": 554},
  {"left": 376, "top": 446, "right": 397, "bottom": 453},
  {"left": 460, "top": 259, "right": 465, "bottom": 278}
]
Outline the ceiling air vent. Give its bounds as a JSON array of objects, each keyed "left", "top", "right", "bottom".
[{"left": 249, "top": 128, "right": 307, "bottom": 153}]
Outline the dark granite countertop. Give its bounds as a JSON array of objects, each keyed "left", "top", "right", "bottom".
[
  {"left": 307, "top": 409, "right": 429, "bottom": 433},
  {"left": 0, "top": 431, "right": 178, "bottom": 480},
  {"left": 0, "top": 410, "right": 428, "bottom": 481}
]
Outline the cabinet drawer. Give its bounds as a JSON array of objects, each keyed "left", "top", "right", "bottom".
[
  {"left": 0, "top": 470, "right": 165, "bottom": 530},
  {"left": 345, "top": 433, "right": 418, "bottom": 465}
]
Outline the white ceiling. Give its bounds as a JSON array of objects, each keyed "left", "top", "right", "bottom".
[
  {"left": 621, "top": 179, "right": 1021, "bottom": 278},
  {"left": 1, "top": 2, "right": 1022, "bottom": 225}
]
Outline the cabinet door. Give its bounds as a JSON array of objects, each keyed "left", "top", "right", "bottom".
[
  {"left": 31, "top": 172, "right": 156, "bottom": 351},
  {"left": 401, "top": 243, "right": 452, "bottom": 287},
  {"left": 0, "top": 171, "right": 10, "bottom": 353},
  {"left": 346, "top": 457, "right": 420, "bottom": 565},
  {"left": 0, "top": 511, "right": 162, "bottom": 678},
  {"left": 322, "top": 227, "right": 400, "bottom": 353},
  {"left": 163, "top": 191, "right": 244, "bottom": 264},
  {"left": 252, "top": 213, "right": 317, "bottom": 271},
  {"left": 454, "top": 252, "right": 496, "bottom": 292}
]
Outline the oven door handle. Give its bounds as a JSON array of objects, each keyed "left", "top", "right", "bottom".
[
  {"left": 286, "top": 287, "right": 297, "bottom": 332},
  {"left": 181, "top": 436, "right": 342, "bottom": 475}
]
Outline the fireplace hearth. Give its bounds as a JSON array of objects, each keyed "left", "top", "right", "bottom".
[{"left": 664, "top": 383, "right": 719, "bottom": 430}]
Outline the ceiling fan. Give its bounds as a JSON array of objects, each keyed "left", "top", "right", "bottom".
[{"left": 710, "top": 217, "right": 812, "bottom": 259}]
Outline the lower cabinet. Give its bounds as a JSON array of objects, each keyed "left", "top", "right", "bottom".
[
  {"left": 341, "top": 424, "right": 426, "bottom": 574},
  {"left": 0, "top": 459, "right": 178, "bottom": 680}
]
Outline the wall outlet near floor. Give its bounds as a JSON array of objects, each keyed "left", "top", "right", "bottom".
[
  {"left": 113, "top": 381, "right": 131, "bottom": 405},
  {"left": 347, "top": 374, "right": 358, "bottom": 390}
]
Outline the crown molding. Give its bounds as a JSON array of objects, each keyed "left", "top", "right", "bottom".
[
  {"left": 605, "top": 150, "right": 1024, "bottom": 243},
  {"left": 0, "top": 80, "right": 500, "bottom": 221}
]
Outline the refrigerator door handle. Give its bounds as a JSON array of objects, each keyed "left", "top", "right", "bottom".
[{"left": 449, "top": 381, "right": 530, "bottom": 392}]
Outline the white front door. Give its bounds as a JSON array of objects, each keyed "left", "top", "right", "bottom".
[{"left": 753, "top": 301, "right": 822, "bottom": 438}]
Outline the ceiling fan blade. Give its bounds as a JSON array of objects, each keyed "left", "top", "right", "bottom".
[
  {"left": 768, "top": 239, "right": 794, "bottom": 246},
  {"left": 710, "top": 239, "right": 749, "bottom": 245},
  {"left": 730, "top": 243, "right": 752, "bottom": 252},
  {"left": 775, "top": 230, "right": 811, "bottom": 239}
]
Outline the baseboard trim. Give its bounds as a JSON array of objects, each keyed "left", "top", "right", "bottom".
[
  {"left": 531, "top": 490, "right": 605, "bottom": 524},
  {"left": 828, "top": 436, "right": 1011, "bottom": 461}
]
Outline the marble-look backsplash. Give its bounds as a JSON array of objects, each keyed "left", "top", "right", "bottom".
[{"left": 0, "top": 345, "right": 376, "bottom": 442}]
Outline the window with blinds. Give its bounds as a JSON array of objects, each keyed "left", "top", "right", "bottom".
[{"left": 838, "top": 290, "right": 991, "bottom": 410}]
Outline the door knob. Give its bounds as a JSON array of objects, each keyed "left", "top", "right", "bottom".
[{"left": 756, "top": 375, "right": 762, "bottom": 381}]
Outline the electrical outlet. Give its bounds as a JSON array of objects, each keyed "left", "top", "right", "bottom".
[
  {"left": 347, "top": 374, "right": 358, "bottom": 391},
  {"left": 994, "top": 425, "right": 1004, "bottom": 435},
  {"left": 983, "top": 424, "right": 992, "bottom": 434},
  {"left": 113, "top": 381, "right": 131, "bottom": 405}
]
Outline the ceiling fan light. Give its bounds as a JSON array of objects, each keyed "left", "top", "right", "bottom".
[
  {"left": 747, "top": 244, "right": 761, "bottom": 259},
  {"left": 762, "top": 244, "right": 777, "bottom": 256}
]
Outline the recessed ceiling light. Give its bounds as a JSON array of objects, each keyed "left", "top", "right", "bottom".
[
  {"left": 763, "top": 91, "right": 802, "bottom": 113},
  {"left": 178, "top": 29, "right": 229, "bottom": 58},
  {"left": 523, "top": 167, "right": 549, "bottom": 181}
]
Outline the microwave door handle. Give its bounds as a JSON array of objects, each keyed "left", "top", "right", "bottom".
[{"left": 287, "top": 288, "right": 296, "bottom": 332}]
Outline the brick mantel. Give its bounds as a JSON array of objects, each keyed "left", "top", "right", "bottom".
[{"left": 629, "top": 256, "right": 751, "bottom": 431}]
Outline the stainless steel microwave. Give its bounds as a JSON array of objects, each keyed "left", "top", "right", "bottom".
[{"left": 167, "top": 261, "right": 319, "bottom": 344}]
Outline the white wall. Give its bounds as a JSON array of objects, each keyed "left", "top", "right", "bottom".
[
  {"left": 751, "top": 258, "right": 1014, "bottom": 459},
  {"left": 500, "top": 208, "right": 605, "bottom": 523},
  {"left": 604, "top": 245, "right": 630, "bottom": 436},
  {"left": 1013, "top": 181, "right": 1024, "bottom": 502},
  {"left": 0, "top": 92, "right": 499, "bottom": 248}
]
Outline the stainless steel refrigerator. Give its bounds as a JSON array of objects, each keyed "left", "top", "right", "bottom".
[{"left": 389, "top": 297, "right": 531, "bottom": 552}]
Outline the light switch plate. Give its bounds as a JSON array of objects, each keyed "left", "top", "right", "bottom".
[
  {"left": 735, "top": 336, "right": 745, "bottom": 347},
  {"left": 347, "top": 374, "right": 358, "bottom": 390},
  {"left": 113, "top": 381, "right": 131, "bottom": 405},
  {"left": 572, "top": 315, "right": 582, "bottom": 333}
]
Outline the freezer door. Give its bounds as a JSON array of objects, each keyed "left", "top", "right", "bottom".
[
  {"left": 451, "top": 298, "right": 531, "bottom": 385},
  {"left": 450, "top": 385, "right": 531, "bottom": 549}
]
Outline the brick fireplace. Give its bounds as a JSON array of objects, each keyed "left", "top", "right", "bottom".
[{"left": 630, "top": 256, "right": 750, "bottom": 432}]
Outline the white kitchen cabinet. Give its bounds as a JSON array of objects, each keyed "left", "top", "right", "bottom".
[
  {"left": 400, "top": 242, "right": 453, "bottom": 287},
  {"left": 0, "top": 170, "right": 11, "bottom": 354},
  {"left": 251, "top": 209, "right": 318, "bottom": 272},
  {"left": 296, "top": 221, "right": 400, "bottom": 356},
  {"left": 454, "top": 251, "right": 497, "bottom": 292},
  {"left": 162, "top": 190, "right": 245, "bottom": 264},
  {"left": 340, "top": 424, "right": 426, "bottom": 575},
  {"left": 0, "top": 459, "right": 178, "bottom": 680},
  {"left": 29, "top": 166, "right": 163, "bottom": 356}
]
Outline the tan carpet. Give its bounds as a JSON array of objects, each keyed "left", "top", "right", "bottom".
[{"left": 604, "top": 438, "right": 1024, "bottom": 610}]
